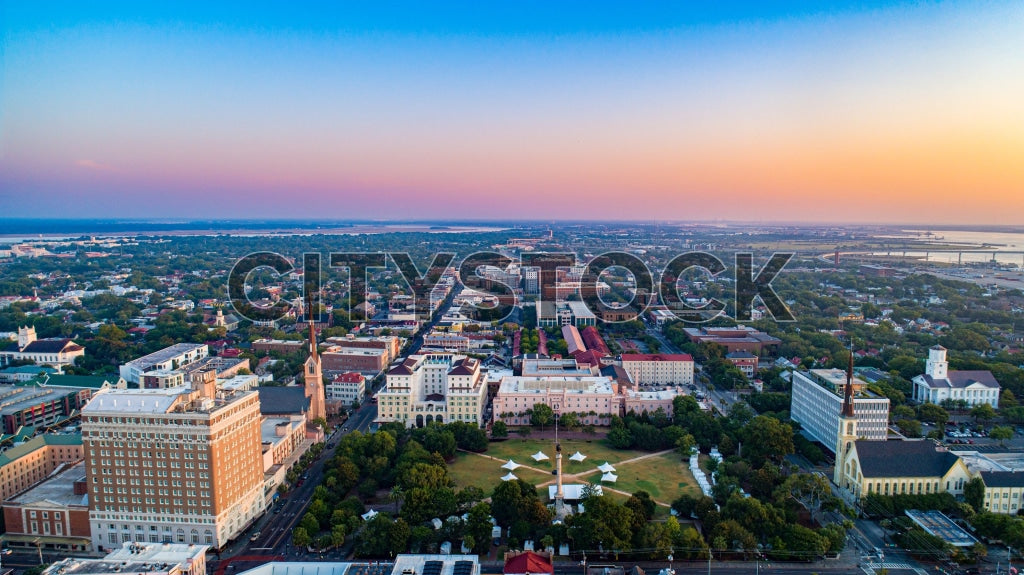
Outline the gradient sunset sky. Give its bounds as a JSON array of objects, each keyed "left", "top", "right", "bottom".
[{"left": 2, "top": 1, "right": 1023, "bottom": 224}]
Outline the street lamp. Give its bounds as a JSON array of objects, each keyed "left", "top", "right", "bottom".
[{"left": 667, "top": 553, "right": 674, "bottom": 575}]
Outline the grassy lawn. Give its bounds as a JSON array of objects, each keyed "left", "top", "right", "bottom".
[
  {"left": 483, "top": 438, "right": 638, "bottom": 468},
  {"left": 604, "top": 452, "right": 701, "bottom": 504},
  {"left": 447, "top": 452, "right": 552, "bottom": 496}
]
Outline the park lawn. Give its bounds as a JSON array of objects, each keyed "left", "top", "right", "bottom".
[
  {"left": 601, "top": 452, "right": 701, "bottom": 504},
  {"left": 483, "top": 438, "right": 638, "bottom": 469},
  {"left": 448, "top": 452, "right": 552, "bottom": 496}
]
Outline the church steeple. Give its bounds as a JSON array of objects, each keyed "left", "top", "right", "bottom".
[
  {"left": 842, "top": 346, "right": 856, "bottom": 417},
  {"left": 303, "top": 297, "right": 326, "bottom": 423},
  {"left": 835, "top": 345, "right": 858, "bottom": 489}
]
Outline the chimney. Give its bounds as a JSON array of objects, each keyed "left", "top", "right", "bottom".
[{"left": 74, "top": 479, "right": 89, "bottom": 495}]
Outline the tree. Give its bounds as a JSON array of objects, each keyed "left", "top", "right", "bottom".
[
  {"left": 971, "top": 403, "right": 997, "bottom": 424},
  {"left": 293, "top": 526, "right": 312, "bottom": 548},
  {"left": 1002, "top": 389, "right": 1020, "bottom": 409},
  {"left": 530, "top": 403, "right": 554, "bottom": 430},
  {"left": 608, "top": 427, "right": 633, "bottom": 449},
  {"left": 776, "top": 473, "right": 832, "bottom": 518},
  {"left": 991, "top": 425, "right": 1014, "bottom": 447},
  {"left": 918, "top": 403, "right": 949, "bottom": 426},
  {"left": 964, "top": 477, "right": 986, "bottom": 512},
  {"left": 492, "top": 420, "right": 509, "bottom": 438},
  {"left": 742, "top": 416, "right": 794, "bottom": 465}
]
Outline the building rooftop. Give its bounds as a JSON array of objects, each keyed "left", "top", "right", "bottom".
[
  {"left": 391, "top": 555, "right": 479, "bottom": 575},
  {"left": 83, "top": 387, "right": 254, "bottom": 415},
  {"left": 122, "top": 343, "right": 206, "bottom": 368},
  {"left": 498, "top": 376, "right": 614, "bottom": 395},
  {"left": 801, "top": 369, "right": 877, "bottom": 396},
  {"left": 256, "top": 386, "right": 310, "bottom": 415},
  {"left": 261, "top": 416, "right": 304, "bottom": 445},
  {"left": 905, "top": 510, "right": 977, "bottom": 547},
  {"left": 42, "top": 543, "right": 208, "bottom": 575},
  {"left": 236, "top": 564, "right": 355, "bottom": 575},
  {"left": 854, "top": 440, "right": 960, "bottom": 478},
  {"left": 8, "top": 460, "right": 88, "bottom": 507},
  {"left": 621, "top": 353, "right": 694, "bottom": 362},
  {"left": 0, "top": 385, "right": 78, "bottom": 417}
]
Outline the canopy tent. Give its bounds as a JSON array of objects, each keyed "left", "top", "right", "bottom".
[
  {"left": 569, "top": 451, "right": 587, "bottom": 462},
  {"left": 501, "top": 459, "right": 521, "bottom": 470},
  {"left": 601, "top": 472, "right": 618, "bottom": 483},
  {"left": 597, "top": 462, "right": 616, "bottom": 473},
  {"left": 361, "top": 509, "right": 379, "bottom": 521},
  {"left": 501, "top": 472, "right": 519, "bottom": 481},
  {"left": 531, "top": 451, "right": 550, "bottom": 462}
]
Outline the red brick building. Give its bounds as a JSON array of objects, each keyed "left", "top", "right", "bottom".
[{"left": 1, "top": 461, "right": 92, "bottom": 551}]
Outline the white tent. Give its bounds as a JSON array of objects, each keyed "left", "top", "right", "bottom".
[
  {"left": 501, "top": 459, "right": 521, "bottom": 470},
  {"left": 361, "top": 509, "right": 379, "bottom": 521},
  {"left": 531, "top": 451, "right": 550, "bottom": 462},
  {"left": 501, "top": 472, "right": 519, "bottom": 481},
  {"left": 597, "top": 462, "right": 616, "bottom": 473},
  {"left": 601, "top": 472, "right": 618, "bottom": 483},
  {"left": 569, "top": 451, "right": 587, "bottom": 462}
]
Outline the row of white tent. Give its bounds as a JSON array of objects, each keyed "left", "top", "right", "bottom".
[
  {"left": 501, "top": 457, "right": 617, "bottom": 482},
  {"left": 689, "top": 452, "right": 714, "bottom": 498}
]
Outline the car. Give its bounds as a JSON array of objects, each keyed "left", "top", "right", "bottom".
[
  {"left": 250, "top": 531, "right": 261, "bottom": 542},
  {"left": 0, "top": 548, "right": 12, "bottom": 555}
]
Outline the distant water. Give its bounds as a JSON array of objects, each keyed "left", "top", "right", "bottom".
[
  {"left": 874, "top": 229, "right": 1024, "bottom": 266},
  {"left": 0, "top": 219, "right": 506, "bottom": 244}
]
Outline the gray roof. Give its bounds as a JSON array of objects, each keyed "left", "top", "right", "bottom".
[
  {"left": 256, "top": 386, "right": 309, "bottom": 415},
  {"left": 919, "top": 370, "right": 1000, "bottom": 390},
  {"left": 854, "top": 440, "right": 961, "bottom": 478},
  {"left": 981, "top": 471, "right": 1024, "bottom": 488}
]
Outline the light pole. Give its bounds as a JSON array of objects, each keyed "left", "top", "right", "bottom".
[{"left": 668, "top": 553, "right": 674, "bottom": 575}]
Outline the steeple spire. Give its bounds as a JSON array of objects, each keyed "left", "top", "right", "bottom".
[
  {"left": 842, "top": 343, "right": 855, "bottom": 417},
  {"left": 307, "top": 297, "right": 318, "bottom": 359}
]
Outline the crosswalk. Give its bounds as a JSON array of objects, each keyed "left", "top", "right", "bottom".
[{"left": 861, "top": 562, "right": 928, "bottom": 574}]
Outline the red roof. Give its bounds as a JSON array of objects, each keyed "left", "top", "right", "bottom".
[
  {"left": 333, "top": 372, "right": 365, "bottom": 383},
  {"left": 620, "top": 353, "right": 693, "bottom": 362},
  {"left": 504, "top": 552, "right": 553, "bottom": 575}
]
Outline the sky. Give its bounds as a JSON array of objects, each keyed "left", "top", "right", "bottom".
[{"left": 1, "top": 1, "right": 1023, "bottom": 224}]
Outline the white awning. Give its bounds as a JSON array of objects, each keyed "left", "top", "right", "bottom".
[
  {"left": 501, "top": 459, "right": 521, "bottom": 470},
  {"left": 361, "top": 509, "right": 379, "bottom": 521},
  {"left": 569, "top": 451, "right": 587, "bottom": 462},
  {"left": 601, "top": 472, "right": 618, "bottom": 483},
  {"left": 501, "top": 472, "right": 518, "bottom": 481},
  {"left": 597, "top": 462, "right": 616, "bottom": 473},
  {"left": 532, "top": 451, "right": 550, "bottom": 461}
]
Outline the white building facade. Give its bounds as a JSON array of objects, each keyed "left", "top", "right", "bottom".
[
  {"left": 790, "top": 369, "right": 890, "bottom": 454},
  {"left": 912, "top": 346, "right": 1000, "bottom": 408},
  {"left": 377, "top": 354, "right": 486, "bottom": 428}
]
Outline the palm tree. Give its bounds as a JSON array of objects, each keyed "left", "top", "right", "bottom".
[{"left": 388, "top": 485, "right": 404, "bottom": 513}]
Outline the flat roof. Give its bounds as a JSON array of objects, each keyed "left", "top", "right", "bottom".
[
  {"left": 261, "top": 417, "right": 303, "bottom": 445},
  {"left": 83, "top": 387, "right": 254, "bottom": 415},
  {"left": 8, "top": 460, "right": 88, "bottom": 507},
  {"left": 236, "top": 563, "right": 356, "bottom": 575},
  {"left": 391, "top": 554, "right": 479, "bottom": 575},
  {"left": 498, "top": 376, "right": 614, "bottom": 395},
  {"left": 905, "top": 510, "right": 977, "bottom": 547},
  {"left": 43, "top": 542, "right": 208, "bottom": 575},
  {"left": 122, "top": 343, "right": 206, "bottom": 368},
  {"left": 0, "top": 385, "right": 77, "bottom": 416}
]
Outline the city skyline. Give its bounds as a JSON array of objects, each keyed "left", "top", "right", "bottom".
[{"left": 2, "top": 1, "right": 1023, "bottom": 224}]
